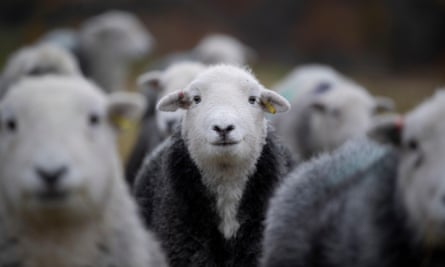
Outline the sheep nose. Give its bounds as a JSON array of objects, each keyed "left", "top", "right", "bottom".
[
  {"left": 213, "top": 124, "right": 235, "bottom": 137},
  {"left": 35, "top": 166, "right": 68, "bottom": 187}
]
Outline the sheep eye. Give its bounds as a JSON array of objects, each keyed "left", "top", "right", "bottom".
[
  {"left": 193, "top": 95, "right": 201, "bottom": 104},
  {"left": 406, "top": 139, "right": 418, "bottom": 151},
  {"left": 248, "top": 96, "right": 257, "bottom": 104},
  {"left": 89, "top": 113, "right": 100, "bottom": 126},
  {"left": 5, "top": 118, "right": 17, "bottom": 132}
]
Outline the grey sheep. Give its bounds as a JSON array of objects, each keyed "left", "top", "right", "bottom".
[{"left": 262, "top": 89, "right": 445, "bottom": 267}]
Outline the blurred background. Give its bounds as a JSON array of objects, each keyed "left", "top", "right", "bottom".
[{"left": 0, "top": 0, "right": 445, "bottom": 111}]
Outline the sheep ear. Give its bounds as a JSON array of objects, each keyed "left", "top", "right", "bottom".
[
  {"left": 373, "top": 96, "right": 395, "bottom": 113},
  {"left": 107, "top": 92, "right": 147, "bottom": 131},
  {"left": 367, "top": 114, "right": 403, "bottom": 147},
  {"left": 157, "top": 90, "right": 192, "bottom": 112},
  {"left": 260, "top": 89, "right": 290, "bottom": 114},
  {"left": 137, "top": 71, "right": 162, "bottom": 91}
]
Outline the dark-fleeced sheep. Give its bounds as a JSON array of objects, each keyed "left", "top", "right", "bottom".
[{"left": 134, "top": 64, "right": 295, "bottom": 266}]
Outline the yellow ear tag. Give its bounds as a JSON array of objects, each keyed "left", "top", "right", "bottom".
[
  {"left": 111, "top": 115, "right": 133, "bottom": 131},
  {"left": 263, "top": 101, "right": 276, "bottom": 114}
]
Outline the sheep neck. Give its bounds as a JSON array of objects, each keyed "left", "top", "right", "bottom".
[{"left": 200, "top": 163, "right": 254, "bottom": 240}]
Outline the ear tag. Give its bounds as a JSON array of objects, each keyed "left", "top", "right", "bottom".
[
  {"left": 111, "top": 115, "right": 133, "bottom": 131},
  {"left": 263, "top": 101, "right": 276, "bottom": 114}
]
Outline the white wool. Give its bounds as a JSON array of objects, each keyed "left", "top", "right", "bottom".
[
  {"left": 0, "top": 43, "right": 81, "bottom": 97},
  {"left": 0, "top": 76, "right": 164, "bottom": 267},
  {"left": 158, "top": 64, "right": 289, "bottom": 239},
  {"left": 193, "top": 34, "right": 255, "bottom": 65},
  {"left": 397, "top": 90, "right": 445, "bottom": 242},
  {"left": 79, "top": 10, "right": 154, "bottom": 92}
]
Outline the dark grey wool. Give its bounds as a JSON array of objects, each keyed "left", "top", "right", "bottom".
[
  {"left": 262, "top": 138, "right": 445, "bottom": 267},
  {"left": 134, "top": 127, "right": 295, "bottom": 267}
]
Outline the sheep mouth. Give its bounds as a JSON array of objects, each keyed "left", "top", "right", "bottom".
[
  {"left": 212, "top": 141, "right": 240, "bottom": 146},
  {"left": 37, "top": 189, "right": 68, "bottom": 202}
]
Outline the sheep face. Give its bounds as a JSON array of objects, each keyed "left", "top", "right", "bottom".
[
  {"left": 369, "top": 90, "right": 445, "bottom": 244},
  {"left": 80, "top": 10, "right": 153, "bottom": 61},
  {"left": 395, "top": 91, "right": 445, "bottom": 243},
  {"left": 158, "top": 65, "right": 289, "bottom": 173},
  {"left": 138, "top": 62, "right": 206, "bottom": 137},
  {"left": 304, "top": 83, "right": 375, "bottom": 155},
  {"left": 0, "top": 76, "right": 144, "bottom": 223}
]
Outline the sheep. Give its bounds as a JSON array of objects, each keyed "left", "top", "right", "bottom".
[
  {"left": 192, "top": 33, "right": 256, "bottom": 65},
  {"left": 0, "top": 76, "right": 167, "bottom": 267},
  {"left": 0, "top": 43, "right": 81, "bottom": 97},
  {"left": 272, "top": 64, "right": 394, "bottom": 160},
  {"left": 150, "top": 33, "right": 256, "bottom": 70},
  {"left": 142, "top": 61, "right": 207, "bottom": 138},
  {"left": 262, "top": 89, "right": 445, "bottom": 267},
  {"left": 38, "top": 28, "right": 81, "bottom": 58},
  {"left": 133, "top": 64, "right": 295, "bottom": 266},
  {"left": 78, "top": 10, "right": 154, "bottom": 92},
  {"left": 125, "top": 61, "right": 206, "bottom": 184},
  {"left": 271, "top": 64, "right": 341, "bottom": 102}
]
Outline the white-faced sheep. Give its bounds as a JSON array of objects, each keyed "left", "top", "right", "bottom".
[
  {"left": 78, "top": 10, "right": 154, "bottom": 93},
  {"left": 0, "top": 76, "right": 166, "bottom": 267},
  {"left": 0, "top": 43, "right": 81, "bottom": 97},
  {"left": 262, "top": 89, "right": 445, "bottom": 267},
  {"left": 133, "top": 64, "right": 295, "bottom": 266},
  {"left": 125, "top": 61, "right": 206, "bottom": 184},
  {"left": 273, "top": 64, "right": 394, "bottom": 160}
]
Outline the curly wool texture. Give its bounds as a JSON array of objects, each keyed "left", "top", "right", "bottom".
[{"left": 134, "top": 128, "right": 295, "bottom": 267}]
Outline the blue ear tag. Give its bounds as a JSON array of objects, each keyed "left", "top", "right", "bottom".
[{"left": 313, "top": 81, "right": 332, "bottom": 94}]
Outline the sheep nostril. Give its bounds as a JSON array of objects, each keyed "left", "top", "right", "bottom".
[
  {"left": 226, "top": 125, "right": 235, "bottom": 132},
  {"left": 35, "top": 166, "right": 68, "bottom": 187},
  {"left": 213, "top": 125, "right": 235, "bottom": 137},
  {"left": 213, "top": 125, "right": 222, "bottom": 133}
]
